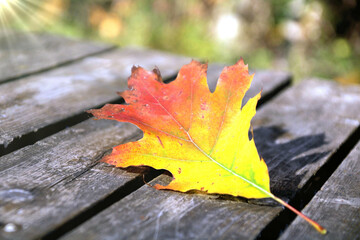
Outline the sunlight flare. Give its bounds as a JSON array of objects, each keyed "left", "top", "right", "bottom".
[
  {"left": 0, "top": 0, "right": 65, "bottom": 32},
  {"left": 0, "top": 0, "right": 20, "bottom": 18},
  {"left": 0, "top": 0, "right": 13, "bottom": 8},
  {"left": 0, "top": 0, "right": 67, "bottom": 66}
]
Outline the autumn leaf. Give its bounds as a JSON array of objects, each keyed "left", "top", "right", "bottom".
[{"left": 88, "top": 60, "right": 326, "bottom": 234}]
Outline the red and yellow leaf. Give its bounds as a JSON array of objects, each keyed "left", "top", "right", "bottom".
[{"left": 89, "top": 60, "right": 326, "bottom": 234}]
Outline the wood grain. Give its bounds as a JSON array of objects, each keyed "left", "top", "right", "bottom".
[
  {"left": 0, "top": 66, "right": 290, "bottom": 240},
  {"left": 279, "top": 141, "right": 360, "bottom": 240},
  {"left": 0, "top": 47, "right": 190, "bottom": 148},
  {"left": 61, "top": 79, "right": 360, "bottom": 240},
  {"left": 255, "top": 80, "right": 360, "bottom": 199},
  {"left": 0, "top": 33, "right": 113, "bottom": 83},
  {"left": 67, "top": 175, "right": 281, "bottom": 240},
  {"left": 0, "top": 120, "right": 143, "bottom": 240}
]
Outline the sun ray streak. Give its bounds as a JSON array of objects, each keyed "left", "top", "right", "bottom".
[{"left": 0, "top": 0, "right": 66, "bottom": 70}]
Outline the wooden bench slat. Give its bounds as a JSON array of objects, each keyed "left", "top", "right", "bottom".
[
  {"left": 256, "top": 80, "right": 360, "bottom": 198},
  {"left": 0, "top": 120, "right": 142, "bottom": 240},
  {"left": 60, "top": 79, "right": 360, "bottom": 240},
  {"left": 63, "top": 174, "right": 280, "bottom": 240},
  {"left": 0, "top": 67, "right": 289, "bottom": 240},
  {"left": 279, "top": 141, "right": 360, "bottom": 240},
  {"left": 0, "top": 33, "right": 113, "bottom": 83},
  {"left": 0, "top": 48, "right": 190, "bottom": 150}
]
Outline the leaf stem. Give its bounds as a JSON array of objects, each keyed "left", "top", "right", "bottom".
[
  {"left": 270, "top": 194, "right": 327, "bottom": 234},
  {"left": 187, "top": 132, "right": 327, "bottom": 235}
]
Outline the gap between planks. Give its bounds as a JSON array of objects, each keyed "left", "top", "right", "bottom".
[
  {"left": 41, "top": 170, "right": 163, "bottom": 240},
  {"left": 0, "top": 33, "right": 115, "bottom": 85},
  {"left": 0, "top": 46, "right": 117, "bottom": 86},
  {"left": 279, "top": 140, "right": 360, "bottom": 239},
  {"left": 257, "top": 125, "right": 360, "bottom": 239}
]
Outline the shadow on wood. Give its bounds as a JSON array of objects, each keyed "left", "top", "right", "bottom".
[{"left": 254, "top": 126, "right": 328, "bottom": 199}]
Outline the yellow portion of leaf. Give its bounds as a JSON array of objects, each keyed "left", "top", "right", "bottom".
[{"left": 89, "top": 60, "right": 270, "bottom": 199}]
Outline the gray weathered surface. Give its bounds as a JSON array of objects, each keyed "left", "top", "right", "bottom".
[
  {"left": 0, "top": 47, "right": 190, "bottom": 147},
  {"left": 61, "top": 79, "right": 360, "bottom": 240},
  {"left": 280, "top": 141, "right": 360, "bottom": 240},
  {"left": 0, "top": 64, "right": 290, "bottom": 240},
  {"left": 0, "top": 119, "right": 142, "bottom": 240},
  {"left": 61, "top": 175, "right": 279, "bottom": 240},
  {"left": 0, "top": 33, "right": 113, "bottom": 83}
]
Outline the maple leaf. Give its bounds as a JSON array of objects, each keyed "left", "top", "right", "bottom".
[{"left": 89, "top": 60, "right": 326, "bottom": 234}]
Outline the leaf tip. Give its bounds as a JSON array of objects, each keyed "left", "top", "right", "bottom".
[
  {"left": 131, "top": 65, "right": 140, "bottom": 74},
  {"left": 318, "top": 226, "right": 327, "bottom": 235},
  {"left": 86, "top": 109, "right": 99, "bottom": 119},
  {"left": 235, "top": 58, "right": 248, "bottom": 70},
  {"left": 309, "top": 219, "right": 327, "bottom": 235},
  {"left": 272, "top": 196, "right": 327, "bottom": 235},
  {"left": 152, "top": 66, "right": 163, "bottom": 82},
  {"left": 188, "top": 59, "right": 208, "bottom": 70}
]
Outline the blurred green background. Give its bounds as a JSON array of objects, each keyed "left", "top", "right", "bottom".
[{"left": 3, "top": 0, "right": 360, "bottom": 83}]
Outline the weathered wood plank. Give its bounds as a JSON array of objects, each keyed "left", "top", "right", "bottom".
[
  {"left": 0, "top": 58, "right": 290, "bottom": 155},
  {"left": 61, "top": 79, "right": 360, "bottom": 240},
  {"left": 0, "top": 119, "right": 143, "bottom": 240},
  {"left": 256, "top": 80, "right": 360, "bottom": 199},
  {"left": 0, "top": 67, "right": 290, "bottom": 240},
  {"left": 0, "top": 47, "right": 190, "bottom": 150},
  {"left": 0, "top": 33, "right": 113, "bottom": 83},
  {"left": 61, "top": 174, "right": 280, "bottom": 240},
  {"left": 279, "top": 141, "right": 360, "bottom": 240}
]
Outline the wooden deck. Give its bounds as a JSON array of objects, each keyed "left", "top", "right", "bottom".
[{"left": 0, "top": 34, "right": 359, "bottom": 240}]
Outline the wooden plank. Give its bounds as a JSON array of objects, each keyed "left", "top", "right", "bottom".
[
  {"left": 0, "top": 58, "right": 290, "bottom": 155},
  {"left": 0, "top": 47, "right": 191, "bottom": 150},
  {"left": 61, "top": 174, "right": 280, "bottom": 240},
  {"left": 0, "top": 33, "right": 113, "bottom": 83},
  {"left": 0, "top": 67, "right": 290, "bottom": 240},
  {"left": 0, "top": 119, "right": 143, "bottom": 240},
  {"left": 279, "top": 141, "right": 360, "bottom": 240},
  {"left": 255, "top": 80, "right": 360, "bottom": 199},
  {"left": 61, "top": 79, "right": 360, "bottom": 240}
]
